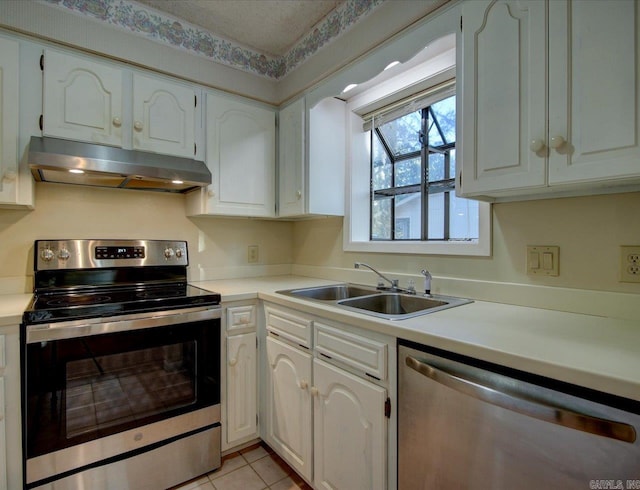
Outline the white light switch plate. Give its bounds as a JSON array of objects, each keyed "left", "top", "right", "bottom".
[{"left": 526, "top": 246, "right": 559, "bottom": 277}]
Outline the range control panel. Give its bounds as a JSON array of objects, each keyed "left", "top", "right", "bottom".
[{"left": 35, "top": 239, "right": 189, "bottom": 270}]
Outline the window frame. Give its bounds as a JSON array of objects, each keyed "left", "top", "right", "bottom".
[{"left": 343, "top": 67, "right": 491, "bottom": 257}]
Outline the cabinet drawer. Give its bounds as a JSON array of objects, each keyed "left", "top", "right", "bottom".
[
  {"left": 265, "top": 306, "right": 312, "bottom": 348},
  {"left": 314, "top": 322, "right": 387, "bottom": 380},
  {"left": 226, "top": 305, "right": 256, "bottom": 332}
]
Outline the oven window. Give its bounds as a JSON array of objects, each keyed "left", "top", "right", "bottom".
[
  {"left": 65, "top": 342, "right": 196, "bottom": 438},
  {"left": 25, "top": 320, "right": 220, "bottom": 458}
]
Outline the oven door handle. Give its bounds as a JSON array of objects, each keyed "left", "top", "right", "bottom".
[{"left": 26, "top": 306, "right": 221, "bottom": 343}]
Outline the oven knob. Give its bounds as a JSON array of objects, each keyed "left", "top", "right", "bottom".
[
  {"left": 164, "top": 248, "right": 175, "bottom": 259},
  {"left": 175, "top": 248, "right": 185, "bottom": 258},
  {"left": 58, "top": 248, "right": 70, "bottom": 260},
  {"left": 40, "top": 248, "right": 55, "bottom": 262}
]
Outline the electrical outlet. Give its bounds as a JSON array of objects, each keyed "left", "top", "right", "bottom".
[
  {"left": 248, "top": 245, "right": 259, "bottom": 264},
  {"left": 620, "top": 246, "right": 640, "bottom": 283}
]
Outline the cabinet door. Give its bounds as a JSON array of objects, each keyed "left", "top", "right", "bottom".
[
  {"left": 205, "top": 93, "right": 275, "bottom": 216},
  {"left": 43, "top": 49, "right": 123, "bottom": 147},
  {"left": 226, "top": 332, "right": 257, "bottom": 445},
  {"left": 308, "top": 98, "right": 346, "bottom": 216},
  {"left": 266, "top": 336, "right": 312, "bottom": 481},
  {"left": 548, "top": 0, "right": 640, "bottom": 184},
  {"left": 460, "top": 0, "right": 547, "bottom": 195},
  {"left": 278, "top": 98, "right": 305, "bottom": 217},
  {"left": 132, "top": 74, "right": 195, "bottom": 158},
  {"left": 0, "top": 37, "right": 19, "bottom": 205},
  {"left": 313, "top": 359, "right": 387, "bottom": 490}
]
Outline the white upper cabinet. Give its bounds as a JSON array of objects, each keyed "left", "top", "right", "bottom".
[
  {"left": 0, "top": 37, "right": 20, "bottom": 206},
  {"left": 548, "top": 0, "right": 640, "bottom": 185},
  {"left": 278, "top": 96, "right": 346, "bottom": 218},
  {"left": 43, "top": 49, "right": 198, "bottom": 159},
  {"left": 186, "top": 92, "right": 275, "bottom": 217},
  {"left": 132, "top": 74, "right": 196, "bottom": 158},
  {"left": 43, "top": 49, "right": 124, "bottom": 147},
  {"left": 460, "top": 0, "right": 640, "bottom": 201},
  {"left": 460, "top": 0, "right": 546, "bottom": 195},
  {"left": 278, "top": 97, "right": 305, "bottom": 217}
]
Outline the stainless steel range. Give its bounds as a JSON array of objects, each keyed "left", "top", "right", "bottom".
[{"left": 21, "top": 239, "right": 222, "bottom": 490}]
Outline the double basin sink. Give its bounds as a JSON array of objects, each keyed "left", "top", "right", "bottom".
[{"left": 277, "top": 283, "right": 472, "bottom": 320}]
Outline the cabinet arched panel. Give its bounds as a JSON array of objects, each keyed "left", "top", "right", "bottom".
[
  {"left": 460, "top": 0, "right": 546, "bottom": 195},
  {"left": 43, "top": 49, "right": 123, "bottom": 147},
  {"left": 266, "top": 336, "right": 312, "bottom": 481},
  {"left": 313, "top": 359, "right": 386, "bottom": 490},
  {"left": 133, "top": 74, "right": 195, "bottom": 158}
]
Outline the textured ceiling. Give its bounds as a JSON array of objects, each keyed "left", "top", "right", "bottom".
[{"left": 134, "top": 0, "right": 344, "bottom": 57}]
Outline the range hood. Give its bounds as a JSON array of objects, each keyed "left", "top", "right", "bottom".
[{"left": 28, "top": 136, "right": 211, "bottom": 193}]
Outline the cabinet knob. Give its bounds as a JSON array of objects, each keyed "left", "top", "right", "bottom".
[
  {"left": 229, "top": 358, "right": 237, "bottom": 367},
  {"left": 134, "top": 120, "right": 143, "bottom": 131},
  {"left": 310, "top": 387, "right": 319, "bottom": 397},
  {"left": 296, "top": 190, "right": 302, "bottom": 200},
  {"left": 207, "top": 188, "right": 216, "bottom": 198},
  {"left": 549, "top": 135, "right": 565, "bottom": 149},
  {"left": 529, "top": 139, "right": 545, "bottom": 152},
  {"left": 2, "top": 170, "right": 17, "bottom": 183},
  {"left": 112, "top": 117, "right": 122, "bottom": 127},
  {"left": 299, "top": 379, "right": 308, "bottom": 390}
]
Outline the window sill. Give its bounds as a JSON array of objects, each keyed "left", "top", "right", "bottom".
[{"left": 343, "top": 238, "right": 491, "bottom": 256}]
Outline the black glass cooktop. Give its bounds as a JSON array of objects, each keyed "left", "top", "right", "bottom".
[{"left": 23, "top": 284, "right": 220, "bottom": 325}]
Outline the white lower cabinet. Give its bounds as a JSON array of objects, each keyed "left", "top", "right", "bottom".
[
  {"left": 223, "top": 302, "right": 258, "bottom": 450},
  {"left": 266, "top": 335, "right": 313, "bottom": 481},
  {"left": 313, "top": 359, "right": 387, "bottom": 490},
  {"left": 227, "top": 332, "right": 257, "bottom": 444},
  {"left": 0, "top": 327, "right": 21, "bottom": 490},
  {"left": 263, "top": 304, "right": 391, "bottom": 489}
]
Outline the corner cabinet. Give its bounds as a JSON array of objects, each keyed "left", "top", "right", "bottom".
[
  {"left": 222, "top": 301, "right": 259, "bottom": 451},
  {"left": 278, "top": 97, "right": 346, "bottom": 218},
  {"left": 186, "top": 93, "right": 276, "bottom": 217},
  {"left": 43, "top": 49, "right": 198, "bottom": 158},
  {"left": 459, "top": 0, "right": 640, "bottom": 201},
  {"left": 263, "top": 304, "right": 393, "bottom": 489}
]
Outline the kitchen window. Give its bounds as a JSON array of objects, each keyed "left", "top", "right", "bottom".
[
  {"left": 343, "top": 37, "right": 491, "bottom": 256},
  {"left": 369, "top": 91, "right": 478, "bottom": 242}
]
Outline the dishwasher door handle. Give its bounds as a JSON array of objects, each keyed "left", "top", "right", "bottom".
[{"left": 405, "top": 355, "right": 637, "bottom": 443}]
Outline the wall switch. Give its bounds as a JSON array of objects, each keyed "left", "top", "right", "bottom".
[
  {"left": 248, "top": 245, "right": 259, "bottom": 263},
  {"left": 526, "top": 246, "right": 559, "bottom": 276},
  {"left": 620, "top": 245, "right": 640, "bottom": 283}
]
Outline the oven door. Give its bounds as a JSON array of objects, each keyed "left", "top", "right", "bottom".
[{"left": 23, "top": 306, "right": 221, "bottom": 487}]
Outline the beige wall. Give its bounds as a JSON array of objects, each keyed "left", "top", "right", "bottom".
[
  {"left": 292, "top": 191, "right": 640, "bottom": 295},
  {"left": 0, "top": 183, "right": 293, "bottom": 291}
]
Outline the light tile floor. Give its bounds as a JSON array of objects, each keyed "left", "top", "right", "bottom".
[{"left": 170, "top": 443, "right": 313, "bottom": 490}]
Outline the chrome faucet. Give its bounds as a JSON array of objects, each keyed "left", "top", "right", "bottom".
[
  {"left": 354, "top": 262, "right": 398, "bottom": 289},
  {"left": 354, "top": 262, "right": 416, "bottom": 294}
]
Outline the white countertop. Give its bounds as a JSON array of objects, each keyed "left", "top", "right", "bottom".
[
  {"left": 197, "top": 276, "right": 640, "bottom": 403},
  {"left": 3, "top": 276, "right": 639, "bottom": 402}
]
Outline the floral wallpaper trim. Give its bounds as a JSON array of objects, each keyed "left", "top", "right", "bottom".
[{"left": 39, "top": 0, "right": 386, "bottom": 79}]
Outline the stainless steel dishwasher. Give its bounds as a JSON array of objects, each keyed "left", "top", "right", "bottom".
[{"left": 398, "top": 340, "right": 640, "bottom": 489}]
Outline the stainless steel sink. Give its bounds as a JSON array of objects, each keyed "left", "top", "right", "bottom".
[
  {"left": 338, "top": 293, "right": 472, "bottom": 320},
  {"left": 277, "top": 283, "right": 472, "bottom": 320},
  {"left": 278, "top": 283, "right": 381, "bottom": 301}
]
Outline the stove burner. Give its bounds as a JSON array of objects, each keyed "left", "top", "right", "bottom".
[{"left": 46, "top": 295, "right": 112, "bottom": 307}]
